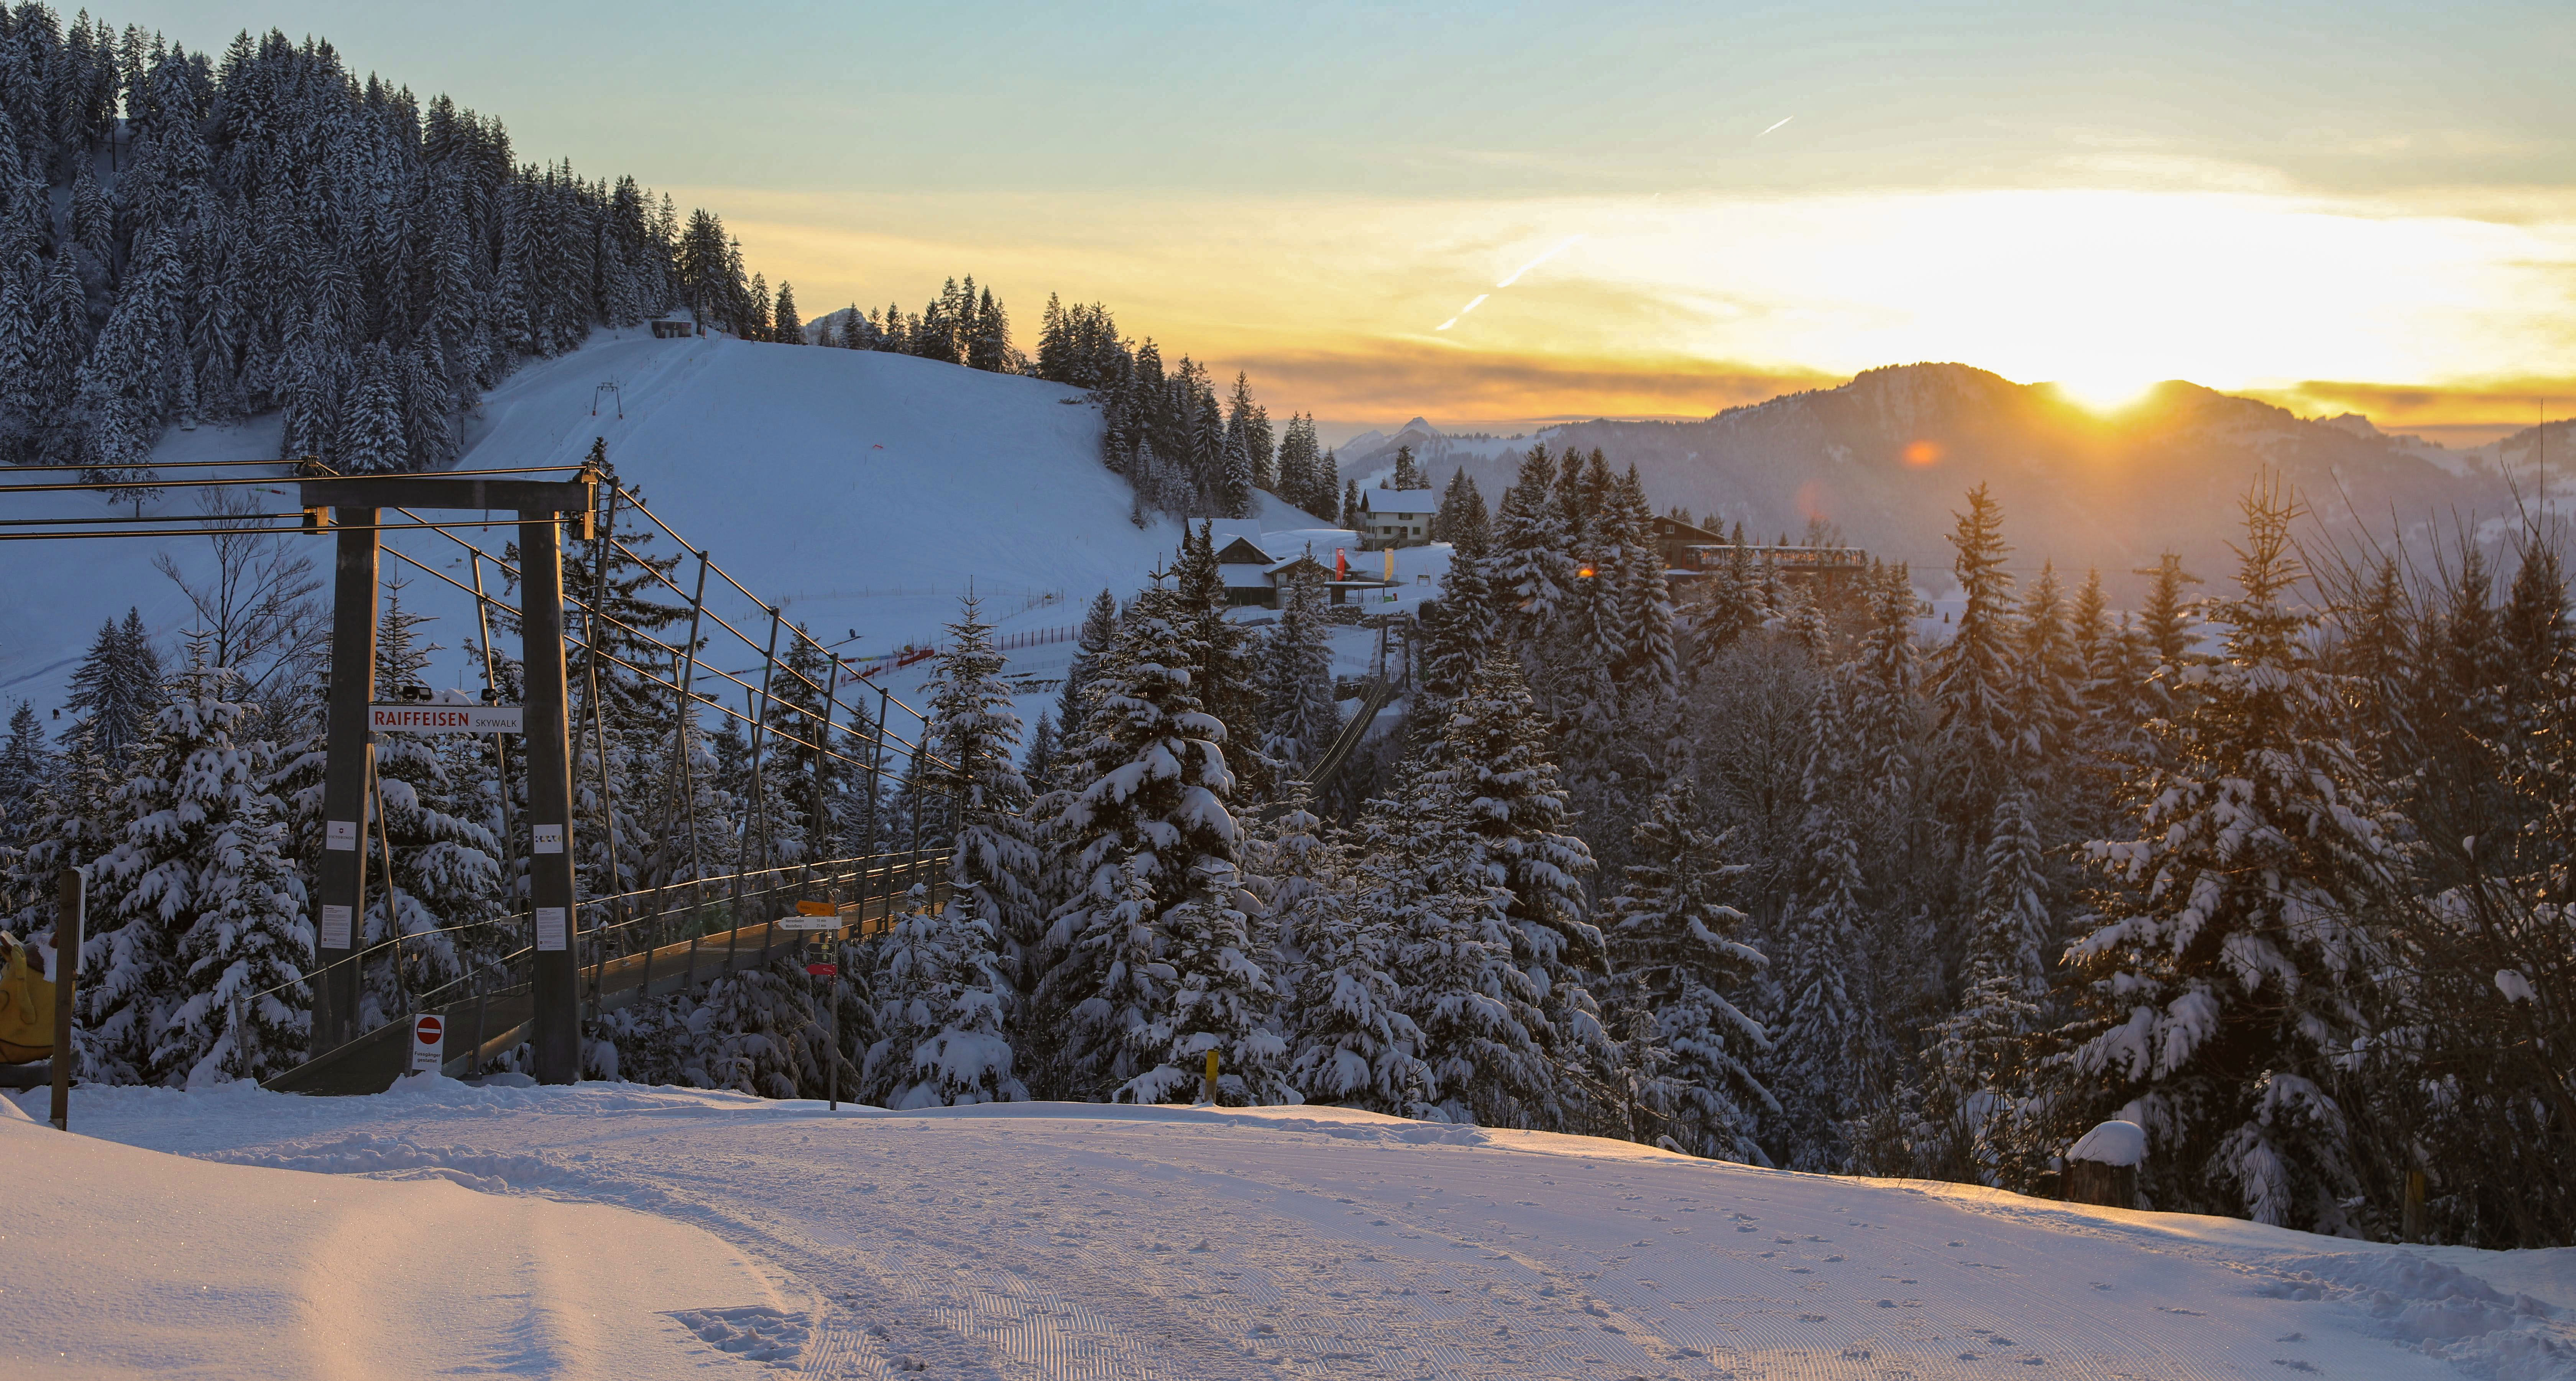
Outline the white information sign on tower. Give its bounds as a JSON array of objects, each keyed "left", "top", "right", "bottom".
[{"left": 370, "top": 703, "right": 524, "bottom": 734}]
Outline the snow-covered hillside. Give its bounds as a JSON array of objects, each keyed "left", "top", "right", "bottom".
[
  {"left": 0, "top": 329, "right": 1362, "bottom": 720},
  {"left": 10, "top": 1081, "right": 2569, "bottom": 1379}
]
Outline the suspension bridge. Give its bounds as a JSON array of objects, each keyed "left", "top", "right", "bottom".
[{"left": 3, "top": 450, "right": 976, "bottom": 1099}]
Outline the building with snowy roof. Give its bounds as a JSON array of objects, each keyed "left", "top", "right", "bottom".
[{"left": 1356, "top": 488, "right": 1438, "bottom": 547}]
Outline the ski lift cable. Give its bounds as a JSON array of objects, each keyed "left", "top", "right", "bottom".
[
  {"left": 0, "top": 517, "right": 545, "bottom": 540},
  {"left": 0, "top": 462, "right": 588, "bottom": 495}
]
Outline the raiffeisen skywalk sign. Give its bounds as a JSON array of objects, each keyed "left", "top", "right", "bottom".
[{"left": 369, "top": 703, "right": 525, "bottom": 734}]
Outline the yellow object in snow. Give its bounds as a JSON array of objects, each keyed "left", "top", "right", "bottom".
[{"left": 0, "top": 931, "right": 54, "bottom": 1063}]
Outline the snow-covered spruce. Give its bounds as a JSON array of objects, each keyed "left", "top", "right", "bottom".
[
  {"left": 84, "top": 649, "right": 309, "bottom": 1087},
  {"left": 1030, "top": 578, "right": 1285, "bottom": 1102},
  {"left": 864, "top": 597, "right": 1034, "bottom": 1108},
  {"left": 2046, "top": 483, "right": 2400, "bottom": 1231},
  {"left": 1602, "top": 779, "right": 1773, "bottom": 1163}
]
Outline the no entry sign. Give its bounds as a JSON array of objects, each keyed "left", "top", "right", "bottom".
[{"left": 410, "top": 1013, "right": 445, "bottom": 1073}]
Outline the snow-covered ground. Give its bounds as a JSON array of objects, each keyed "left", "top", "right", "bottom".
[{"left": 12, "top": 1082, "right": 2569, "bottom": 1379}]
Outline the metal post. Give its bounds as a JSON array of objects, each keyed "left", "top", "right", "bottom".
[
  {"left": 469, "top": 554, "right": 516, "bottom": 939},
  {"left": 729, "top": 608, "right": 782, "bottom": 970},
  {"left": 809, "top": 645, "right": 840, "bottom": 890},
  {"left": 824, "top": 954, "right": 840, "bottom": 1112},
  {"left": 581, "top": 485, "right": 624, "bottom": 946},
  {"left": 313, "top": 507, "right": 380, "bottom": 1054},
  {"left": 370, "top": 762, "right": 409, "bottom": 1016},
  {"left": 868, "top": 684, "right": 891, "bottom": 933},
  {"left": 660, "top": 550, "right": 711, "bottom": 883},
  {"left": 519, "top": 511, "right": 581, "bottom": 1084},
  {"left": 48, "top": 867, "right": 82, "bottom": 1130}
]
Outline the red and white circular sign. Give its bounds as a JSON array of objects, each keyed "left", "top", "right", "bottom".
[{"left": 414, "top": 1015, "right": 443, "bottom": 1045}]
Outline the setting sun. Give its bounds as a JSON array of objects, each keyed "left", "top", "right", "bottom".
[{"left": 2051, "top": 374, "right": 2161, "bottom": 414}]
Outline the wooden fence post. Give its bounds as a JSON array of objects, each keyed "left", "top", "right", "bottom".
[{"left": 48, "top": 867, "right": 82, "bottom": 1131}]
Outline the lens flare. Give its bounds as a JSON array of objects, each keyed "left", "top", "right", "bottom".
[{"left": 1903, "top": 439, "right": 1944, "bottom": 466}]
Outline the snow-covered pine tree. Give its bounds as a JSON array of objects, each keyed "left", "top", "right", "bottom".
[
  {"left": 1414, "top": 542, "right": 1499, "bottom": 751},
  {"left": 966, "top": 286, "right": 1014, "bottom": 373},
  {"left": 1258, "top": 559, "right": 1337, "bottom": 774},
  {"left": 1223, "top": 372, "right": 1275, "bottom": 493},
  {"left": 1175, "top": 523, "right": 1270, "bottom": 800},
  {"left": 0, "top": 701, "right": 51, "bottom": 865},
  {"left": 1274, "top": 412, "right": 1319, "bottom": 516},
  {"left": 2134, "top": 552, "right": 2203, "bottom": 668},
  {"left": 2048, "top": 479, "right": 2399, "bottom": 1230},
  {"left": 1914, "top": 785, "right": 2050, "bottom": 1181},
  {"left": 771, "top": 281, "right": 801, "bottom": 344},
  {"left": 1488, "top": 447, "right": 1575, "bottom": 666},
  {"left": 1055, "top": 588, "right": 1120, "bottom": 751},
  {"left": 1761, "top": 680, "right": 1883, "bottom": 1171},
  {"left": 7, "top": 714, "right": 120, "bottom": 954},
  {"left": 1028, "top": 577, "right": 1246, "bottom": 1099},
  {"left": 1926, "top": 484, "right": 2019, "bottom": 820},
  {"left": 1435, "top": 468, "right": 1489, "bottom": 548},
  {"left": 1022, "top": 713, "right": 1059, "bottom": 795},
  {"left": 1115, "top": 855, "right": 1291, "bottom": 1105},
  {"left": 865, "top": 596, "right": 1035, "bottom": 1107},
  {"left": 1281, "top": 802, "right": 1434, "bottom": 1113},
  {"left": 1603, "top": 779, "right": 1773, "bottom": 1161},
  {"left": 2013, "top": 562, "right": 2083, "bottom": 772},
  {"left": 1389, "top": 444, "right": 1426, "bottom": 490},
  {"left": 1421, "top": 654, "right": 1617, "bottom": 1130},
  {"left": 1843, "top": 560, "right": 1920, "bottom": 803},
  {"left": 62, "top": 607, "right": 164, "bottom": 768},
  {"left": 1609, "top": 466, "right": 1678, "bottom": 714},
  {"left": 146, "top": 656, "right": 310, "bottom": 1087},
  {"left": 1360, "top": 767, "right": 1553, "bottom": 1126}
]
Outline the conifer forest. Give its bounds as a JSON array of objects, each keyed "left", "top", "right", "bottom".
[{"left": 0, "top": 5, "right": 2570, "bottom": 1260}]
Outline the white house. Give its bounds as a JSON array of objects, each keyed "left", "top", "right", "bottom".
[{"left": 1357, "top": 488, "right": 1438, "bottom": 546}]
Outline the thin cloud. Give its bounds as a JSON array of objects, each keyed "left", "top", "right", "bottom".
[{"left": 1233, "top": 340, "right": 1841, "bottom": 423}]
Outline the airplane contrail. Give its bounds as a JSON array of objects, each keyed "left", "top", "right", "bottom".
[
  {"left": 1434, "top": 236, "right": 1582, "bottom": 333},
  {"left": 1434, "top": 293, "right": 1492, "bottom": 331},
  {"left": 1760, "top": 115, "right": 1793, "bottom": 136},
  {"left": 1496, "top": 236, "right": 1585, "bottom": 288}
]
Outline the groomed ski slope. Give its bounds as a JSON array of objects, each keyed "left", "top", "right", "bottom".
[{"left": 11, "top": 1083, "right": 2570, "bottom": 1380}]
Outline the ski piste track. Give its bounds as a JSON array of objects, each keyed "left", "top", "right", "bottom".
[{"left": 17, "top": 1082, "right": 2567, "bottom": 1380}]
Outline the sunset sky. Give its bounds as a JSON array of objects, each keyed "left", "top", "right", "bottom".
[{"left": 136, "top": 1, "right": 2576, "bottom": 443}]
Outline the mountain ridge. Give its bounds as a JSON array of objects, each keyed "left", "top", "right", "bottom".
[{"left": 1336, "top": 362, "right": 2557, "bottom": 599}]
